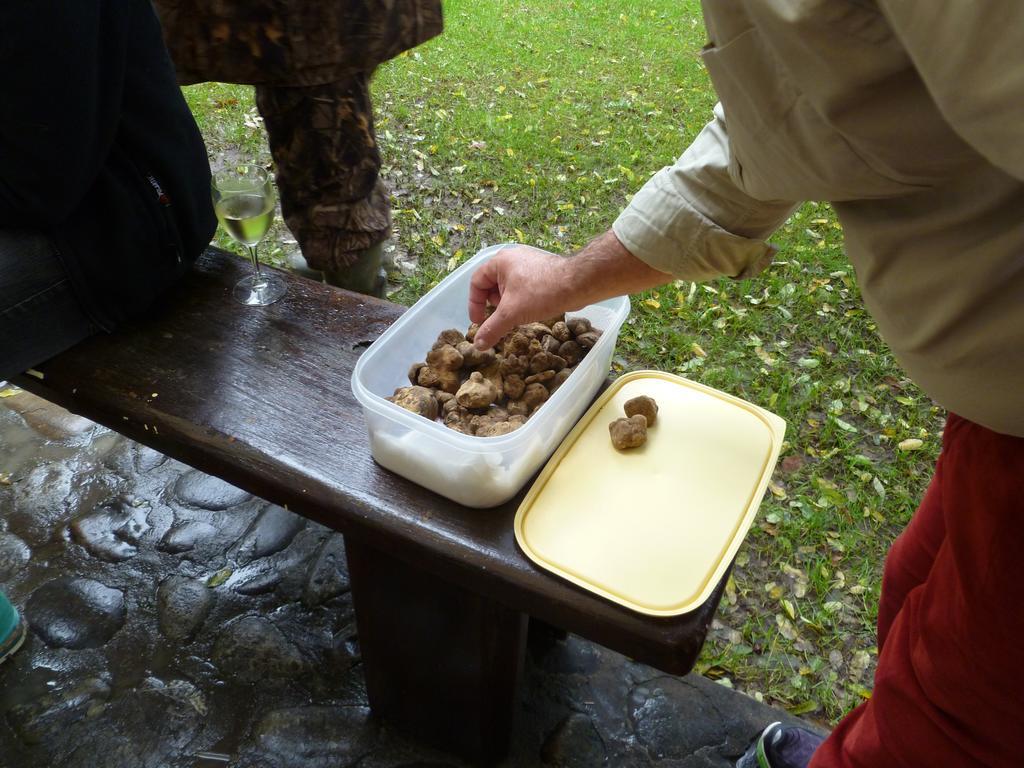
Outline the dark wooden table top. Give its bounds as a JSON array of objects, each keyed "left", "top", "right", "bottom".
[{"left": 14, "top": 247, "right": 724, "bottom": 674}]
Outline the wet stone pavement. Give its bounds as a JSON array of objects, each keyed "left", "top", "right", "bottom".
[{"left": 0, "top": 391, "right": 811, "bottom": 768}]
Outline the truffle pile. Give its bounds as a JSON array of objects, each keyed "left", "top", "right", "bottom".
[{"left": 387, "top": 316, "right": 603, "bottom": 436}]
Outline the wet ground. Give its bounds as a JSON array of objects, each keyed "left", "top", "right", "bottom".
[{"left": 0, "top": 389, "right": 813, "bottom": 768}]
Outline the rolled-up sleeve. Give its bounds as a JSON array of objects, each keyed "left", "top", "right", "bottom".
[{"left": 613, "top": 103, "right": 797, "bottom": 282}]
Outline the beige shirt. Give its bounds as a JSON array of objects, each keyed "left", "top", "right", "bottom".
[{"left": 613, "top": 0, "right": 1024, "bottom": 437}]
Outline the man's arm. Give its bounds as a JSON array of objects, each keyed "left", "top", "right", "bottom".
[
  {"left": 470, "top": 104, "right": 797, "bottom": 348},
  {"left": 611, "top": 103, "right": 796, "bottom": 281},
  {"left": 0, "top": 0, "right": 125, "bottom": 228},
  {"left": 469, "top": 231, "right": 670, "bottom": 350}
]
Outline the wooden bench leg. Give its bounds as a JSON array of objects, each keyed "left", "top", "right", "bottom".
[{"left": 345, "top": 536, "right": 527, "bottom": 766}]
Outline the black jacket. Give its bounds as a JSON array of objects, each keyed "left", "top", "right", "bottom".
[{"left": 0, "top": 0, "right": 216, "bottom": 329}]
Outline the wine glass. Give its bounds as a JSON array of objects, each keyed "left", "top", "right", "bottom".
[{"left": 211, "top": 165, "right": 287, "bottom": 306}]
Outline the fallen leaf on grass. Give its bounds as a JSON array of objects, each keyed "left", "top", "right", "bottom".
[
  {"left": 863, "top": 506, "right": 886, "bottom": 524},
  {"left": 849, "top": 683, "right": 873, "bottom": 700},
  {"left": 850, "top": 650, "right": 873, "bottom": 679},
  {"left": 775, "top": 614, "right": 800, "bottom": 641},
  {"left": 781, "top": 564, "right": 809, "bottom": 598},
  {"left": 788, "top": 700, "right": 820, "bottom": 716},
  {"left": 780, "top": 455, "right": 805, "bottom": 474},
  {"left": 782, "top": 598, "right": 796, "bottom": 620},
  {"left": 755, "top": 346, "right": 776, "bottom": 366},
  {"left": 831, "top": 416, "right": 858, "bottom": 433}
]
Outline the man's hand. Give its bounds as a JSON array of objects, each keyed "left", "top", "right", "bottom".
[
  {"left": 468, "top": 230, "right": 673, "bottom": 349},
  {"left": 468, "top": 245, "right": 582, "bottom": 349}
]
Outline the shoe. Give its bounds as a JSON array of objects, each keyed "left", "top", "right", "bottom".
[
  {"left": 736, "top": 722, "right": 824, "bottom": 768},
  {"left": 285, "top": 251, "right": 326, "bottom": 282},
  {"left": 288, "top": 242, "right": 387, "bottom": 298},
  {"left": 322, "top": 241, "right": 387, "bottom": 298},
  {"left": 0, "top": 616, "right": 27, "bottom": 666}
]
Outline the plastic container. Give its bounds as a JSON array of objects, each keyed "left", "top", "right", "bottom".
[
  {"left": 351, "top": 244, "right": 631, "bottom": 508},
  {"left": 515, "top": 370, "right": 786, "bottom": 615}
]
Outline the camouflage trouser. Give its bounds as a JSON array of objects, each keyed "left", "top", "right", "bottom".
[
  {"left": 255, "top": 72, "right": 390, "bottom": 271},
  {"left": 150, "top": 0, "right": 442, "bottom": 276}
]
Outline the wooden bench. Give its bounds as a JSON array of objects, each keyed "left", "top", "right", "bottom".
[{"left": 13, "top": 247, "right": 728, "bottom": 765}]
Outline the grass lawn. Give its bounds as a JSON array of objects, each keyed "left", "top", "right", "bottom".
[{"left": 183, "top": 0, "right": 942, "bottom": 726}]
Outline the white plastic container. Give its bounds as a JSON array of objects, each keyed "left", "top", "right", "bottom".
[{"left": 351, "top": 243, "right": 631, "bottom": 508}]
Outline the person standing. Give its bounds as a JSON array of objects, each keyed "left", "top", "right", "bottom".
[
  {"left": 468, "top": 3, "right": 1024, "bottom": 767},
  {"left": 153, "top": 0, "right": 444, "bottom": 296},
  {"left": 1, "top": 0, "right": 216, "bottom": 667},
  {"left": 1, "top": 0, "right": 215, "bottom": 380}
]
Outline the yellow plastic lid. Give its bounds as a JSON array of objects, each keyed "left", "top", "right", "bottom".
[{"left": 514, "top": 370, "right": 786, "bottom": 616}]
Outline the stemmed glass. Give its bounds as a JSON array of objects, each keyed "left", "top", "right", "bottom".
[{"left": 211, "top": 165, "right": 287, "bottom": 306}]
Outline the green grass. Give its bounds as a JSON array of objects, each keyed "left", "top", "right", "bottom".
[{"left": 183, "top": 0, "right": 941, "bottom": 726}]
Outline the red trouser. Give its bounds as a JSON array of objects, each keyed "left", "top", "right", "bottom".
[{"left": 811, "top": 414, "right": 1024, "bottom": 767}]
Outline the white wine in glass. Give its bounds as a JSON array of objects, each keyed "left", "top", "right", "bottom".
[{"left": 211, "top": 165, "right": 286, "bottom": 306}]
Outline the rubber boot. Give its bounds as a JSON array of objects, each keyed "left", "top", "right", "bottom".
[
  {"left": 0, "top": 590, "right": 27, "bottom": 666},
  {"left": 323, "top": 240, "right": 387, "bottom": 298},
  {"left": 287, "top": 241, "right": 387, "bottom": 298},
  {"left": 286, "top": 250, "right": 325, "bottom": 282}
]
